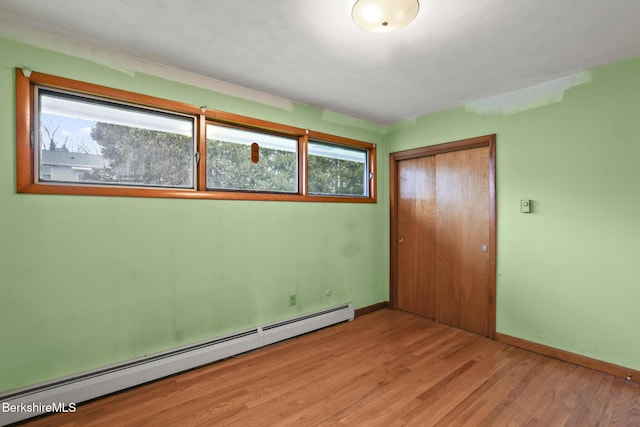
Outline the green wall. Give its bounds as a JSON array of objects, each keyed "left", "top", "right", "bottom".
[
  {"left": 0, "top": 38, "right": 387, "bottom": 392},
  {"left": 2, "top": 35, "right": 639, "bottom": 395},
  {"left": 385, "top": 56, "right": 640, "bottom": 372}
]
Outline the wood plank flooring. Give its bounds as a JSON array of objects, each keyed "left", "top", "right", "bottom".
[{"left": 19, "top": 309, "right": 640, "bottom": 426}]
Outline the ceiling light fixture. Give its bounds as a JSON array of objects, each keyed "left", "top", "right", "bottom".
[{"left": 352, "top": 0, "right": 420, "bottom": 33}]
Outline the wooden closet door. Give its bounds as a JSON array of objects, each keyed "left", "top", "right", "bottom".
[
  {"left": 396, "top": 156, "right": 436, "bottom": 319},
  {"left": 435, "top": 146, "right": 491, "bottom": 336}
]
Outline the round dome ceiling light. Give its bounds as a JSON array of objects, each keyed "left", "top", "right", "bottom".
[{"left": 352, "top": 0, "right": 420, "bottom": 33}]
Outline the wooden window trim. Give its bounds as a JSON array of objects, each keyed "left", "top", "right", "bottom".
[
  {"left": 15, "top": 69, "right": 376, "bottom": 203},
  {"left": 307, "top": 131, "right": 377, "bottom": 201}
]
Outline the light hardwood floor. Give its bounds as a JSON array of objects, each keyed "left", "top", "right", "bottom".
[{"left": 20, "top": 309, "right": 640, "bottom": 426}]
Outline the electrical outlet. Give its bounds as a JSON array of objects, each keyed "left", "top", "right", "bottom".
[
  {"left": 289, "top": 294, "right": 297, "bottom": 306},
  {"left": 326, "top": 289, "right": 332, "bottom": 296}
]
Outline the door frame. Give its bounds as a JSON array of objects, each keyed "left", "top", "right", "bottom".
[{"left": 389, "top": 134, "right": 497, "bottom": 339}]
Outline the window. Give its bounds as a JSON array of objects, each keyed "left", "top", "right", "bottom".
[
  {"left": 16, "top": 69, "right": 376, "bottom": 202},
  {"left": 37, "top": 88, "right": 195, "bottom": 189},
  {"left": 308, "top": 140, "right": 368, "bottom": 196},
  {"left": 206, "top": 124, "right": 297, "bottom": 193}
]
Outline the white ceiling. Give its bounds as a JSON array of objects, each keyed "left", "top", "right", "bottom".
[{"left": 2, "top": 0, "right": 640, "bottom": 125}]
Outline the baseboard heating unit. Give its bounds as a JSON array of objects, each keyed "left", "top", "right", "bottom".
[{"left": 0, "top": 303, "right": 354, "bottom": 426}]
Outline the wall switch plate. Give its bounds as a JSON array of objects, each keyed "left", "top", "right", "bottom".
[{"left": 521, "top": 199, "right": 532, "bottom": 213}]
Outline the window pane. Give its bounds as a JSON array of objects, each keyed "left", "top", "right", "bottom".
[
  {"left": 37, "top": 89, "right": 195, "bottom": 188},
  {"left": 308, "top": 141, "right": 367, "bottom": 196},
  {"left": 206, "top": 124, "right": 298, "bottom": 193}
]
